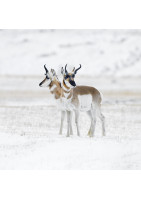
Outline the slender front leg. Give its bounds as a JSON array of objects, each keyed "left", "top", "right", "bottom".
[
  {"left": 70, "top": 111, "right": 73, "bottom": 135},
  {"left": 66, "top": 111, "right": 71, "bottom": 137},
  {"left": 59, "top": 111, "right": 65, "bottom": 135},
  {"left": 75, "top": 110, "right": 80, "bottom": 136}
]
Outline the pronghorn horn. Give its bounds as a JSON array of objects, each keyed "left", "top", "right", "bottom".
[
  {"left": 44, "top": 64, "right": 48, "bottom": 74},
  {"left": 65, "top": 64, "right": 68, "bottom": 74},
  {"left": 74, "top": 64, "right": 81, "bottom": 74}
]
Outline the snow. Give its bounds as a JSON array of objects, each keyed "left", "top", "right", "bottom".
[
  {"left": 0, "top": 30, "right": 141, "bottom": 169},
  {"left": 0, "top": 133, "right": 141, "bottom": 169},
  {"left": 0, "top": 29, "right": 141, "bottom": 77}
]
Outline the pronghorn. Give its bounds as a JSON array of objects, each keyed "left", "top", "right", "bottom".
[
  {"left": 39, "top": 64, "right": 105, "bottom": 137},
  {"left": 39, "top": 65, "right": 61, "bottom": 99},
  {"left": 39, "top": 65, "right": 72, "bottom": 135},
  {"left": 60, "top": 64, "right": 105, "bottom": 137}
]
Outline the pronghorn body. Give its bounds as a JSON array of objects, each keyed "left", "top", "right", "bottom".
[
  {"left": 39, "top": 64, "right": 105, "bottom": 137},
  {"left": 39, "top": 66, "right": 73, "bottom": 135},
  {"left": 62, "top": 86, "right": 101, "bottom": 111},
  {"left": 60, "top": 86, "right": 105, "bottom": 137},
  {"left": 60, "top": 65, "right": 105, "bottom": 137}
]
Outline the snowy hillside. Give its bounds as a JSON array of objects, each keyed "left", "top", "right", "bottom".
[{"left": 0, "top": 29, "right": 141, "bottom": 77}]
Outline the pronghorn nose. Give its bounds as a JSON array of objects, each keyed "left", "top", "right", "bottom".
[
  {"left": 70, "top": 80, "right": 76, "bottom": 87},
  {"left": 73, "top": 82, "right": 76, "bottom": 87}
]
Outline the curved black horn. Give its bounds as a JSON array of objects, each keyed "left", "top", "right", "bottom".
[
  {"left": 74, "top": 64, "right": 81, "bottom": 74},
  {"left": 65, "top": 64, "right": 68, "bottom": 74},
  {"left": 44, "top": 64, "right": 48, "bottom": 74}
]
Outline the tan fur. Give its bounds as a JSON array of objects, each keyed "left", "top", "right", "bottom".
[
  {"left": 47, "top": 75, "right": 102, "bottom": 109},
  {"left": 63, "top": 80, "right": 70, "bottom": 91},
  {"left": 60, "top": 78, "right": 105, "bottom": 137},
  {"left": 40, "top": 71, "right": 105, "bottom": 136},
  {"left": 72, "top": 86, "right": 102, "bottom": 105},
  {"left": 49, "top": 79, "right": 62, "bottom": 99}
]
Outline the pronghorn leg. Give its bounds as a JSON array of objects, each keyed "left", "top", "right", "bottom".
[
  {"left": 70, "top": 111, "right": 73, "bottom": 135},
  {"left": 87, "top": 111, "right": 92, "bottom": 136},
  {"left": 90, "top": 109, "right": 96, "bottom": 137},
  {"left": 97, "top": 108, "right": 105, "bottom": 136},
  {"left": 66, "top": 111, "right": 71, "bottom": 137},
  {"left": 59, "top": 111, "right": 65, "bottom": 135},
  {"left": 75, "top": 110, "right": 80, "bottom": 136}
]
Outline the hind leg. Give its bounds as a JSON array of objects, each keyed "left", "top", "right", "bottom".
[
  {"left": 90, "top": 109, "right": 97, "bottom": 137},
  {"left": 87, "top": 111, "right": 92, "bottom": 136},
  {"left": 100, "top": 113, "right": 105, "bottom": 136},
  {"left": 97, "top": 108, "right": 105, "bottom": 136},
  {"left": 87, "top": 110, "right": 96, "bottom": 137}
]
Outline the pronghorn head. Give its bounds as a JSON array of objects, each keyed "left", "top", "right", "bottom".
[
  {"left": 39, "top": 65, "right": 52, "bottom": 87},
  {"left": 61, "top": 64, "right": 81, "bottom": 88}
]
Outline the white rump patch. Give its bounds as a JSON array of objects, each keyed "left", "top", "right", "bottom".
[
  {"left": 100, "top": 91, "right": 103, "bottom": 104},
  {"left": 78, "top": 94, "right": 92, "bottom": 111}
]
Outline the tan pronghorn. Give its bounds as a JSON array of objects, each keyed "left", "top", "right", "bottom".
[
  {"left": 39, "top": 65, "right": 70, "bottom": 135},
  {"left": 60, "top": 64, "right": 105, "bottom": 137},
  {"left": 39, "top": 64, "right": 105, "bottom": 137},
  {"left": 39, "top": 65, "right": 80, "bottom": 136},
  {"left": 39, "top": 65, "right": 61, "bottom": 99}
]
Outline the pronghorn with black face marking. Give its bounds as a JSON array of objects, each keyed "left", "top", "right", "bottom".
[
  {"left": 60, "top": 64, "right": 105, "bottom": 137},
  {"left": 39, "top": 65, "right": 73, "bottom": 135},
  {"left": 39, "top": 64, "right": 105, "bottom": 137},
  {"left": 39, "top": 65, "right": 61, "bottom": 99}
]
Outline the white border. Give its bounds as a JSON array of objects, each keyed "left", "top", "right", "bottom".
[
  {"left": 0, "top": 0, "right": 141, "bottom": 28},
  {"left": 0, "top": 1, "right": 141, "bottom": 199},
  {"left": 0, "top": 171, "right": 141, "bottom": 200}
]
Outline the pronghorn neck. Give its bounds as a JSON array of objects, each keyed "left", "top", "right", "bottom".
[
  {"left": 49, "top": 77, "right": 62, "bottom": 99},
  {"left": 60, "top": 79, "right": 73, "bottom": 99},
  {"left": 49, "top": 80, "right": 54, "bottom": 89},
  {"left": 62, "top": 80, "right": 71, "bottom": 93}
]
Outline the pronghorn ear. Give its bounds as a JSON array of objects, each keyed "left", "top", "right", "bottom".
[
  {"left": 51, "top": 68, "right": 56, "bottom": 76},
  {"left": 61, "top": 67, "right": 64, "bottom": 75}
]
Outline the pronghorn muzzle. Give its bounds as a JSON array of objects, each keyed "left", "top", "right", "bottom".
[
  {"left": 39, "top": 78, "right": 46, "bottom": 87},
  {"left": 69, "top": 80, "right": 76, "bottom": 87}
]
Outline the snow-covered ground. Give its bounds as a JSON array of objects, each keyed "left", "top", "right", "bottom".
[{"left": 0, "top": 30, "right": 141, "bottom": 169}]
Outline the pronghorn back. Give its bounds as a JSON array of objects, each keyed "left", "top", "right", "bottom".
[{"left": 73, "top": 86, "right": 101, "bottom": 102}]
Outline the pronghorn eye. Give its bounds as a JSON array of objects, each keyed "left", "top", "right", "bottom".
[
  {"left": 72, "top": 74, "right": 75, "bottom": 78},
  {"left": 65, "top": 75, "right": 69, "bottom": 79}
]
